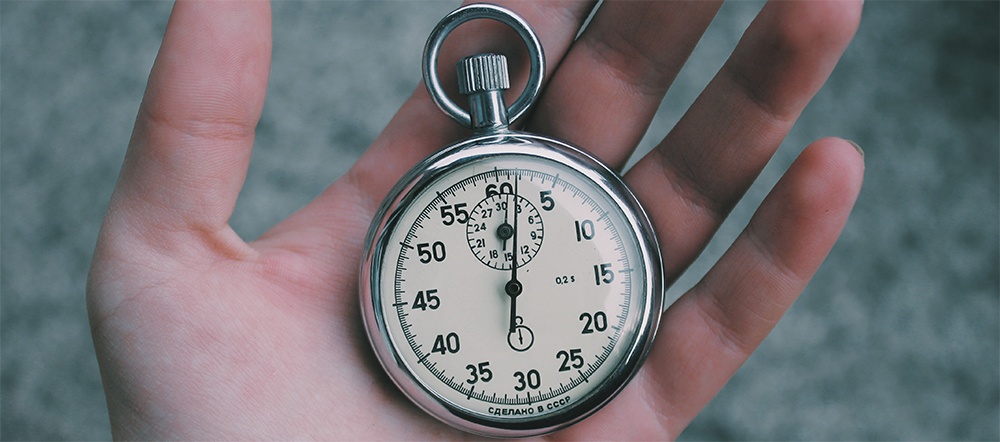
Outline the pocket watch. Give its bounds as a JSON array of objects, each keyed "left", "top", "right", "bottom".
[{"left": 360, "top": 4, "right": 664, "bottom": 437}]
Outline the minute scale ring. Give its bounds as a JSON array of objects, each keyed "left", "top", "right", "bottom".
[
  {"left": 362, "top": 135, "right": 663, "bottom": 437},
  {"left": 385, "top": 158, "right": 641, "bottom": 412}
]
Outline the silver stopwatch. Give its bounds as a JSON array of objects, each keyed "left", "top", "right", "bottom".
[{"left": 360, "top": 4, "right": 663, "bottom": 437}]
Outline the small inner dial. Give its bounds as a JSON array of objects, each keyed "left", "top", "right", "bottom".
[{"left": 466, "top": 192, "right": 544, "bottom": 270}]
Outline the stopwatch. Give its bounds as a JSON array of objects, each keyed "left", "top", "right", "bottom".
[{"left": 360, "top": 4, "right": 663, "bottom": 437}]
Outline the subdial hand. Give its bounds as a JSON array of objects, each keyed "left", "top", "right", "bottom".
[
  {"left": 499, "top": 198, "right": 510, "bottom": 251},
  {"left": 496, "top": 222, "right": 513, "bottom": 249}
]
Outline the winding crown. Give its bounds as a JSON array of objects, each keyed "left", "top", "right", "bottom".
[{"left": 457, "top": 54, "right": 510, "bottom": 95}]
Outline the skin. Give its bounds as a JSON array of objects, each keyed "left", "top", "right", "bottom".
[{"left": 87, "top": 1, "right": 865, "bottom": 439}]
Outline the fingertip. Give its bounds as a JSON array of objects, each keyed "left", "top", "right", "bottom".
[
  {"left": 800, "top": 137, "right": 866, "bottom": 204},
  {"left": 846, "top": 138, "right": 865, "bottom": 159},
  {"left": 761, "top": 0, "right": 863, "bottom": 55},
  {"left": 756, "top": 137, "right": 865, "bottom": 275},
  {"left": 147, "top": 1, "right": 272, "bottom": 125},
  {"left": 728, "top": 0, "right": 862, "bottom": 121}
]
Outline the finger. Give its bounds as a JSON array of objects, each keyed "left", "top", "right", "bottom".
[
  {"left": 626, "top": 0, "right": 862, "bottom": 281},
  {"left": 109, "top": 1, "right": 271, "bottom": 240},
  {"left": 527, "top": 0, "right": 723, "bottom": 170},
  {"left": 261, "top": 2, "right": 595, "bottom": 257},
  {"left": 641, "top": 138, "right": 864, "bottom": 435}
]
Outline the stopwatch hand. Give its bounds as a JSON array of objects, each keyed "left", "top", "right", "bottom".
[{"left": 505, "top": 179, "right": 522, "bottom": 333}]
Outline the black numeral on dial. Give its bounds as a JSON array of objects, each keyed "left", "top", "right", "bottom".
[
  {"left": 486, "top": 182, "right": 513, "bottom": 197},
  {"left": 539, "top": 190, "right": 555, "bottom": 211},
  {"left": 417, "top": 241, "right": 446, "bottom": 263},
  {"left": 556, "top": 348, "right": 585, "bottom": 372},
  {"left": 580, "top": 311, "right": 608, "bottom": 334},
  {"left": 431, "top": 332, "right": 460, "bottom": 354},
  {"left": 439, "top": 203, "right": 469, "bottom": 226},
  {"left": 465, "top": 361, "right": 493, "bottom": 384},
  {"left": 513, "top": 369, "right": 541, "bottom": 391},
  {"left": 412, "top": 289, "right": 439, "bottom": 311},
  {"left": 575, "top": 219, "right": 595, "bottom": 241},
  {"left": 593, "top": 262, "right": 614, "bottom": 285}
]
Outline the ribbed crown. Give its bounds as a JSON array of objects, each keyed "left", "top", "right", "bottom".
[{"left": 457, "top": 54, "right": 510, "bottom": 95}]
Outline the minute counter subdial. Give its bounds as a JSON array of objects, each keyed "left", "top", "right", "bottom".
[{"left": 466, "top": 192, "right": 544, "bottom": 270}]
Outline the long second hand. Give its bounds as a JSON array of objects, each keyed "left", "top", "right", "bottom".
[{"left": 506, "top": 176, "right": 521, "bottom": 333}]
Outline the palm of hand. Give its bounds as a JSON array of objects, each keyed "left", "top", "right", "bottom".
[{"left": 88, "top": 1, "right": 864, "bottom": 439}]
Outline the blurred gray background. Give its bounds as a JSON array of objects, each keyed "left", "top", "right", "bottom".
[{"left": 2, "top": 1, "right": 997, "bottom": 440}]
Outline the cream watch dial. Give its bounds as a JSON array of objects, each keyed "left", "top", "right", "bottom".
[{"left": 363, "top": 137, "right": 661, "bottom": 435}]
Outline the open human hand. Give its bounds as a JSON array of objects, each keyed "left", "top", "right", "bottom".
[{"left": 87, "top": 1, "right": 863, "bottom": 439}]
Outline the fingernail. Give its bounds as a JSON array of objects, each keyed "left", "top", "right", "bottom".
[{"left": 847, "top": 139, "right": 864, "bottom": 158}]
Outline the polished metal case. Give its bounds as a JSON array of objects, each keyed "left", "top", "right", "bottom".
[{"left": 359, "top": 132, "right": 664, "bottom": 437}]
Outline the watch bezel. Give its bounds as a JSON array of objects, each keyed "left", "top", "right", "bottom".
[{"left": 359, "top": 132, "right": 663, "bottom": 437}]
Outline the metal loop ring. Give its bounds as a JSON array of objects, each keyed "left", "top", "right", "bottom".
[{"left": 422, "top": 4, "right": 545, "bottom": 128}]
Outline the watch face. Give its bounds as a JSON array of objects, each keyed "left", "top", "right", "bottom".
[{"left": 362, "top": 134, "right": 662, "bottom": 437}]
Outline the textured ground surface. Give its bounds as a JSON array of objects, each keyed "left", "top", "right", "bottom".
[{"left": 2, "top": 1, "right": 997, "bottom": 440}]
